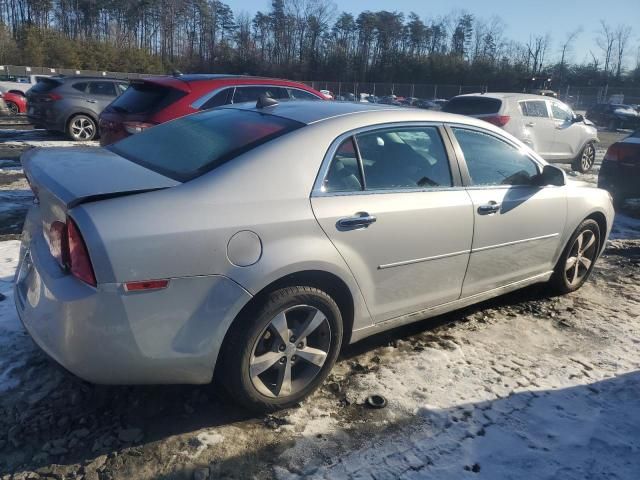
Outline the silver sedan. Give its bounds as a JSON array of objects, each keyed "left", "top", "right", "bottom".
[{"left": 15, "top": 100, "right": 614, "bottom": 411}]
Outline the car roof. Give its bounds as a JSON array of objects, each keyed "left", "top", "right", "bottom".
[
  {"left": 220, "top": 100, "right": 497, "bottom": 128},
  {"left": 454, "top": 92, "right": 555, "bottom": 101},
  {"left": 52, "top": 76, "right": 126, "bottom": 82}
]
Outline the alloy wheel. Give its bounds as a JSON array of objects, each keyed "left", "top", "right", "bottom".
[
  {"left": 564, "top": 229, "right": 598, "bottom": 287},
  {"left": 6, "top": 102, "right": 18, "bottom": 115},
  {"left": 249, "top": 305, "right": 331, "bottom": 398},
  {"left": 70, "top": 116, "right": 95, "bottom": 140},
  {"left": 581, "top": 144, "right": 595, "bottom": 172}
]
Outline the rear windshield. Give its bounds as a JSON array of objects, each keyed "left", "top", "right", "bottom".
[
  {"left": 29, "top": 78, "right": 61, "bottom": 93},
  {"left": 108, "top": 108, "right": 304, "bottom": 181},
  {"left": 106, "top": 81, "right": 186, "bottom": 114},
  {"left": 442, "top": 96, "right": 502, "bottom": 115}
]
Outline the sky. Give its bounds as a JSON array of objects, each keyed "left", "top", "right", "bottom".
[{"left": 233, "top": 0, "right": 640, "bottom": 68}]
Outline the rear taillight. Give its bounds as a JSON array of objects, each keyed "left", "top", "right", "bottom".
[
  {"left": 483, "top": 115, "right": 511, "bottom": 127},
  {"left": 604, "top": 143, "right": 638, "bottom": 163},
  {"left": 67, "top": 218, "right": 96, "bottom": 286},
  {"left": 44, "top": 93, "right": 63, "bottom": 102},
  {"left": 123, "top": 121, "right": 155, "bottom": 135}
]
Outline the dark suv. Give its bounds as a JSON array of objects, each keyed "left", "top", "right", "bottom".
[
  {"left": 585, "top": 103, "right": 640, "bottom": 131},
  {"left": 26, "top": 76, "right": 128, "bottom": 141}
]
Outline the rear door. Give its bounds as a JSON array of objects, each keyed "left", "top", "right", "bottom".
[
  {"left": 86, "top": 81, "right": 119, "bottom": 113},
  {"left": 447, "top": 126, "right": 567, "bottom": 297},
  {"left": 518, "top": 99, "right": 556, "bottom": 158},
  {"left": 311, "top": 124, "right": 474, "bottom": 322},
  {"left": 549, "top": 100, "right": 583, "bottom": 160}
]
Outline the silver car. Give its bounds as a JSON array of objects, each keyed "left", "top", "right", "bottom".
[
  {"left": 443, "top": 93, "right": 599, "bottom": 173},
  {"left": 15, "top": 101, "right": 613, "bottom": 411}
]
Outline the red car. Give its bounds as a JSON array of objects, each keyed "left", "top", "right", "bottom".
[
  {"left": 99, "top": 74, "right": 325, "bottom": 146},
  {"left": 1, "top": 90, "right": 27, "bottom": 114}
]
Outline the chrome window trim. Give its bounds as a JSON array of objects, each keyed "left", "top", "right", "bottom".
[
  {"left": 191, "top": 85, "right": 321, "bottom": 109},
  {"left": 311, "top": 121, "right": 458, "bottom": 197}
]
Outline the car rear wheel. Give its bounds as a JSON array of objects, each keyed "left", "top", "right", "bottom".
[
  {"left": 67, "top": 114, "right": 97, "bottom": 141},
  {"left": 550, "top": 219, "right": 600, "bottom": 294},
  {"left": 220, "top": 286, "right": 343, "bottom": 411},
  {"left": 572, "top": 142, "right": 595, "bottom": 173},
  {"left": 5, "top": 101, "right": 19, "bottom": 115}
]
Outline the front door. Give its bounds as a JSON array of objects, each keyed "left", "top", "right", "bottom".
[
  {"left": 550, "top": 100, "right": 584, "bottom": 160},
  {"left": 311, "top": 125, "right": 474, "bottom": 322},
  {"left": 448, "top": 126, "right": 567, "bottom": 297}
]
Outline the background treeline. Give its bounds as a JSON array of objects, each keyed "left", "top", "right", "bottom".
[{"left": 0, "top": 0, "right": 638, "bottom": 90}]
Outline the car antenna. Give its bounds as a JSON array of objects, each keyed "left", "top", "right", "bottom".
[{"left": 256, "top": 94, "right": 278, "bottom": 109}]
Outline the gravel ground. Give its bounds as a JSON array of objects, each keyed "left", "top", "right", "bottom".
[{"left": 0, "top": 128, "right": 638, "bottom": 480}]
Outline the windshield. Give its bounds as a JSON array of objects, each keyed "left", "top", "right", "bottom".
[{"left": 108, "top": 108, "right": 304, "bottom": 182}]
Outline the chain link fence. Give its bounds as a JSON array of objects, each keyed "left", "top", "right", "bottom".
[{"left": 2, "top": 64, "right": 640, "bottom": 107}]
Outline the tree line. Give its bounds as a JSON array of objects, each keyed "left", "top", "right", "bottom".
[{"left": 0, "top": 0, "right": 638, "bottom": 91}]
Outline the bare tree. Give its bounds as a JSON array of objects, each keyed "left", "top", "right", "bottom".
[
  {"left": 526, "top": 34, "right": 550, "bottom": 75},
  {"left": 613, "top": 24, "right": 632, "bottom": 78},
  {"left": 596, "top": 20, "right": 615, "bottom": 76},
  {"left": 559, "top": 28, "right": 582, "bottom": 70}
]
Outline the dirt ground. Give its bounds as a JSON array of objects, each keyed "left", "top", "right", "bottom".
[{"left": 0, "top": 128, "right": 639, "bottom": 480}]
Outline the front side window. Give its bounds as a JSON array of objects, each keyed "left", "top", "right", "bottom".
[
  {"left": 109, "top": 109, "right": 304, "bottom": 182},
  {"left": 356, "top": 127, "right": 452, "bottom": 190},
  {"left": 232, "top": 86, "right": 289, "bottom": 104},
  {"left": 551, "top": 102, "right": 573, "bottom": 122},
  {"left": 520, "top": 100, "right": 548, "bottom": 118},
  {"left": 88, "top": 81, "right": 116, "bottom": 96},
  {"left": 323, "top": 138, "right": 363, "bottom": 193},
  {"left": 452, "top": 128, "right": 539, "bottom": 186}
]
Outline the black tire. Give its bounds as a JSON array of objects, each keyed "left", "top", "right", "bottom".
[
  {"left": 550, "top": 219, "right": 600, "bottom": 294},
  {"left": 219, "top": 286, "right": 343, "bottom": 412},
  {"left": 571, "top": 142, "right": 596, "bottom": 173},
  {"left": 67, "top": 114, "right": 98, "bottom": 141},
  {"left": 5, "top": 101, "right": 19, "bottom": 115}
]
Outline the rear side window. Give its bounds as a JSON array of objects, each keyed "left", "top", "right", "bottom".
[
  {"left": 233, "top": 86, "right": 289, "bottom": 104},
  {"left": 288, "top": 89, "right": 321, "bottom": 100},
  {"left": 520, "top": 101, "right": 548, "bottom": 117},
  {"left": 201, "top": 89, "right": 233, "bottom": 110},
  {"left": 107, "top": 82, "right": 186, "bottom": 114},
  {"left": 442, "top": 96, "right": 502, "bottom": 115},
  {"left": 72, "top": 82, "right": 88, "bottom": 92},
  {"left": 452, "top": 128, "right": 539, "bottom": 186},
  {"left": 29, "top": 78, "right": 61, "bottom": 93},
  {"left": 88, "top": 81, "right": 117, "bottom": 96},
  {"left": 324, "top": 138, "right": 363, "bottom": 193},
  {"left": 108, "top": 109, "right": 304, "bottom": 182}
]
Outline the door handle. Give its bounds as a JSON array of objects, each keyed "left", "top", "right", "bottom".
[
  {"left": 526, "top": 122, "right": 535, "bottom": 127},
  {"left": 477, "top": 202, "right": 501, "bottom": 214},
  {"left": 337, "top": 212, "right": 377, "bottom": 229}
]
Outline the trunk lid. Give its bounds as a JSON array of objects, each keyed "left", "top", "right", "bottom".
[{"left": 22, "top": 147, "right": 179, "bottom": 209}]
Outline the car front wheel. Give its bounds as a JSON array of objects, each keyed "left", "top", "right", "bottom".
[
  {"left": 550, "top": 219, "right": 600, "bottom": 294},
  {"left": 572, "top": 142, "right": 595, "bottom": 173},
  {"left": 5, "top": 101, "right": 19, "bottom": 115},
  {"left": 220, "top": 286, "right": 343, "bottom": 411},
  {"left": 67, "top": 114, "right": 97, "bottom": 141}
]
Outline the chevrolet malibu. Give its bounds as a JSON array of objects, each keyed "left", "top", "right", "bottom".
[{"left": 15, "top": 101, "right": 614, "bottom": 411}]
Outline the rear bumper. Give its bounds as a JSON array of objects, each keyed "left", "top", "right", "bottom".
[
  {"left": 15, "top": 212, "right": 252, "bottom": 385},
  {"left": 598, "top": 161, "right": 640, "bottom": 199}
]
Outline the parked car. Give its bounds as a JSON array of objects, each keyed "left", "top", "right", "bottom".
[
  {"left": 416, "top": 99, "right": 447, "bottom": 110},
  {"left": 443, "top": 93, "right": 599, "bottom": 172},
  {"left": 0, "top": 74, "right": 52, "bottom": 94},
  {"left": 0, "top": 89, "right": 27, "bottom": 114},
  {"left": 99, "top": 74, "right": 325, "bottom": 146},
  {"left": 585, "top": 103, "right": 640, "bottom": 131},
  {"left": 26, "top": 76, "right": 128, "bottom": 141},
  {"left": 16, "top": 100, "right": 613, "bottom": 411},
  {"left": 319, "top": 89, "right": 334, "bottom": 100},
  {"left": 598, "top": 130, "right": 640, "bottom": 206}
]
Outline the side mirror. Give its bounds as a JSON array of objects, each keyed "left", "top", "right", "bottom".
[
  {"left": 535, "top": 164, "right": 566, "bottom": 187},
  {"left": 572, "top": 114, "right": 584, "bottom": 123}
]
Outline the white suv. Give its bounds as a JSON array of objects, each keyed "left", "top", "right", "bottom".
[{"left": 443, "top": 93, "right": 599, "bottom": 172}]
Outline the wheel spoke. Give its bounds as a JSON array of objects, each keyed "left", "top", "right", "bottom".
[
  {"left": 276, "top": 360, "right": 292, "bottom": 396},
  {"left": 566, "top": 256, "right": 578, "bottom": 271},
  {"left": 572, "top": 262, "right": 580, "bottom": 284},
  {"left": 297, "top": 310, "right": 326, "bottom": 341},
  {"left": 581, "top": 232, "right": 595, "bottom": 253},
  {"left": 576, "top": 232, "right": 584, "bottom": 252},
  {"left": 250, "top": 350, "right": 282, "bottom": 378},
  {"left": 297, "top": 347, "right": 327, "bottom": 367},
  {"left": 270, "top": 311, "right": 290, "bottom": 344},
  {"left": 579, "top": 256, "right": 592, "bottom": 269}
]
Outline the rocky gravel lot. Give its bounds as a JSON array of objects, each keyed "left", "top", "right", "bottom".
[{"left": 0, "top": 129, "right": 639, "bottom": 480}]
